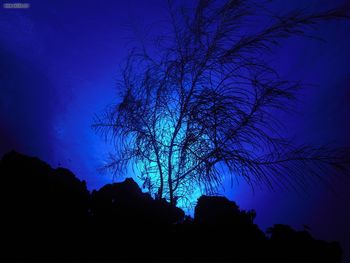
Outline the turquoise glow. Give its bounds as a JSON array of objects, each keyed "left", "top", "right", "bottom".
[{"left": 131, "top": 110, "right": 206, "bottom": 210}]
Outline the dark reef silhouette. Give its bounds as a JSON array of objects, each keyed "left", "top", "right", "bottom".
[{"left": 0, "top": 151, "right": 342, "bottom": 262}]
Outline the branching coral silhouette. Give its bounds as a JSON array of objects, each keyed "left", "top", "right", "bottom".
[{"left": 93, "top": 0, "right": 350, "bottom": 206}]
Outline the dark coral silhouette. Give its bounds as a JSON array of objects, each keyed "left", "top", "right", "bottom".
[
  {"left": 91, "top": 177, "right": 184, "bottom": 225},
  {"left": 0, "top": 151, "right": 342, "bottom": 262}
]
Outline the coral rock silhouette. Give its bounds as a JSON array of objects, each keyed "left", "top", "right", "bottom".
[
  {"left": 0, "top": 151, "right": 342, "bottom": 262},
  {"left": 91, "top": 177, "right": 184, "bottom": 225}
]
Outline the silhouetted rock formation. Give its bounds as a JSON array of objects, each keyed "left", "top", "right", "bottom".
[
  {"left": 267, "top": 224, "right": 343, "bottom": 262},
  {"left": 91, "top": 177, "right": 184, "bottom": 225},
  {"left": 195, "top": 195, "right": 257, "bottom": 225},
  {"left": 0, "top": 151, "right": 91, "bottom": 260},
  {"left": 0, "top": 151, "right": 343, "bottom": 262}
]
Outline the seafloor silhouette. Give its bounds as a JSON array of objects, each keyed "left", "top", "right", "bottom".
[{"left": 0, "top": 151, "right": 342, "bottom": 262}]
